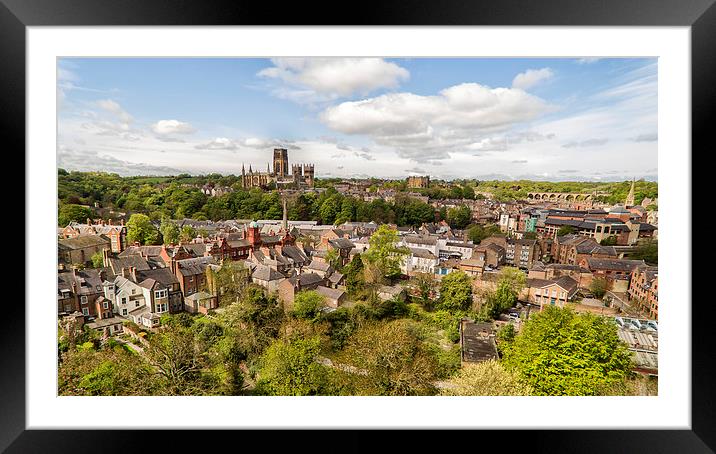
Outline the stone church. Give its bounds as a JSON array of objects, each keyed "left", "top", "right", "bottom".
[{"left": 241, "top": 148, "right": 315, "bottom": 189}]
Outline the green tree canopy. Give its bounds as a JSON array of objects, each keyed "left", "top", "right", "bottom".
[
  {"left": 557, "top": 225, "right": 577, "bottom": 236},
  {"left": 126, "top": 213, "right": 159, "bottom": 245},
  {"left": 446, "top": 205, "right": 472, "bottom": 229},
  {"left": 160, "top": 216, "right": 180, "bottom": 245},
  {"left": 255, "top": 336, "right": 335, "bottom": 396},
  {"left": 630, "top": 239, "right": 657, "bottom": 265},
  {"left": 58, "top": 204, "right": 93, "bottom": 227},
  {"left": 90, "top": 251, "right": 105, "bottom": 268},
  {"left": 335, "top": 319, "right": 439, "bottom": 396},
  {"left": 502, "top": 307, "right": 633, "bottom": 395},
  {"left": 361, "top": 225, "right": 410, "bottom": 283},
  {"left": 436, "top": 271, "right": 473, "bottom": 312},
  {"left": 589, "top": 277, "right": 608, "bottom": 299},
  {"left": 439, "top": 360, "right": 532, "bottom": 396},
  {"left": 292, "top": 290, "right": 326, "bottom": 320}
]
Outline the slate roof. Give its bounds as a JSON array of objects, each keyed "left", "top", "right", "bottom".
[
  {"left": 316, "top": 285, "right": 346, "bottom": 302},
  {"left": 58, "top": 234, "right": 110, "bottom": 250},
  {"left": 287, "top": 272, "right": 325, "bottom": 287},
  {"left": 107, "top": 255, "right": 151, "bottom": 274},
  {"left": 583, "top": 258, "right": 646, "bottom": 272},
  {"left": 404, "top": 235, "right": 438, "bottom": 246},
  {"left": 329, "top": 238, "right": 356, "bottom": 249},
  {"left": 252, "top": 264, "right": 285, "bottom": 281},
  {"left": 306, "top": 260, "right": 332, "bottom": 272},
  {"left": 176, "top": 256, "right": 217, "bottom": 276},
  {"left": 137, "top": 268, "right": 179, "bottom": 287},
  {"left": 282, "top": 245, "right": 308, "bottom": 263},
  {"left": 410, "top": 248, "right": 437, "bottom": 260},
  {"left": 460, "top": 320, "right": 499, "bottom": 363}
]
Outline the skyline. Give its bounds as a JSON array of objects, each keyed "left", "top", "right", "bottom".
[{"left": 57, "top": 57, "right": 658, "bottom": 181}]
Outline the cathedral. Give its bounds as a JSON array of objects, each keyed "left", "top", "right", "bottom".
[{"left": 241, "top": 148, "right": 315, "bottom": 189}]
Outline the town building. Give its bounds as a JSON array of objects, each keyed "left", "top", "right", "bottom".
[
  {"left": 241, "top": 148, "right": 315, "bottom": 189},
  {"left": 406, "top": 175, "right": 430, "bottom": 189},
  {"left": 628, "top": 265, "right": 659, "bottom": 319}
]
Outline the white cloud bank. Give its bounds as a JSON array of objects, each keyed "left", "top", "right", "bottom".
[
  {"left": 320, "top": 83, "right": 551, "bottom": 162},
  {"left": 151, "top": 119, "right": 196, "bottom": 135},
  {"left": 512, "top": 68, "right": 554, "bottom": 90},
  {"left": 258, "top": 58, "right": 409, "bottom": 103}
]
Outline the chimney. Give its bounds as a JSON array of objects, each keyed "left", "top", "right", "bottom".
[
  {"left": 122, "top": 267, "right": 130, "bottom": 279},
  {"left": 130, "top": 266, "right": 137, "bottom": 282},
  {"left": 120, "top": 219, "right": 124, "bottom": 226},
  {"left": 86, "top": 217, "right": 92, "bottom": 225},
  {"left": 108, "top": 219, "right": 112, "bottom": 226}
]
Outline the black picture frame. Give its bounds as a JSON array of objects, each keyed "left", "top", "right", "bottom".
[{"left": 3, "top": 0, "right": 712, "bottom": 451}]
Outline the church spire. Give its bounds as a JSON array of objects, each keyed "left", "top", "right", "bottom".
[{"left": 625, "top": 178, "right": 635, "bottom": 206}]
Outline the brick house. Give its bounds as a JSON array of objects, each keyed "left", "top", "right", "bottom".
[
  {"left": 628, "top": 265, "right": 659, "bottom": 319},
  {"left": 578, "top": 257, "right": 646, "bottom": 282},
  {"left": 278, "top": 272, "right": 327, "bottom": 312},
  {"left": 174, "top": 256, "right": 217, "bottom": 297},
  {"left": 60, "top": 219, "right": 127, "bottom": 253},
  {"left": 57, "top": 268, "right": 108, "bottom": 317},
  {"left": 527, "top": 276, "right": 579, "bottom": 309},
  {"left": 58, "top": 234, "right": 111, "bottom": 266}
]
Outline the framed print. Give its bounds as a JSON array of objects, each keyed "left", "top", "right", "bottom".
[{"left": 3, "top": 0, "right": 714, "bottom": 451}]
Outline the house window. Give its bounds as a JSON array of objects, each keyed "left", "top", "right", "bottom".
[
  {"left": 135, "top": 301, "right": 141, "bottom": 307},
  {"left": 103, "top": 301, "right": 109, "bottom": 309},
  {"left": 82, "top": 308, "right": 89, "bottom": 316},
  {"left": 155, "top": 289, "right": 168, "bottom": 299},
  {"left": 122, "top": 308, "right": 128, "bottom": 316},
  {"left": 80, "top": 295, "right": 88, "bottom": 304}
]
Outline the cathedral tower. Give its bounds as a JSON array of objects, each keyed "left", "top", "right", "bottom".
[{"left": 273, "top": 148, "right": 289, "bottom": 177}]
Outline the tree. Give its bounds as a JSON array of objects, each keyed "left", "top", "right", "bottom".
[
  {"left": 180, "top": 225, "right": 197, "bottom": 243},
  {"left": 255, "top": 336, "right": 335, "bottom": 396},
  {"left": 325, "top": 248, "right": 342, "bottom": 271},
  {"left": 143, "top": 323, "right": 206, "bottom": 395},
  {"left": 335, "top": 320, "right": 439, "bottom": 396},
  {"left": 523, "top": 231, "right": 537, "bottom": 240},
  {"left": 600, "top": 235, "right": 617, "bottom": 246},
  {"left": 630, "top": 239, "right": 657, "bottom": 265},
  {"left": 90, "top": 250, "right": 105, "bottom": 268},
  {"left": 160, "top": 216, "right": 180, "bottom": 245},
  {"left": 462, "top": 185, "right": 476, "bottom": 200},
  {"left": 58, "top": 204, "right": 92, "bottom": 227},
  {"left": 207, "top": 261, "right": 249, "bottom": 306},
  {"left": 412, "top": 272, "right": 437, "bottom": 310},
  {"left": 467, "top": 224, "right": 501, "bottom": 244},
  {"left": 343, "top": 253, "right": 366, "bottom": 297},
  {"left": 361, "top": 225, "right": 409, "bottom": 283},
  {"left": 502, "top": 307, "right": 633, "bottom": 395},
  {"left": 557, "top": 225, "right": 576, "bottom": 236},
  {"left": 479, "top": 267, "right": 526, "bottom": 319},
  {"left": 292, "top": 290, "right": 326, "bottom": 320},
  {"left": 439, "top": 360, "right": 532, "bottom": 396},
  {"left": 126, "top": 213, "right": 159, "bottom": 245},
  {"left": 59, "top": 347, "right": 155, "bottom": 396},
  {"left": 436, "top": 271, "right": 473, "bottom": 312},
  {"left": 589, "top": 277, "right": 608, "bottom": 299},
  {"left": 446, "top": 205, "right": 472, "bottom": 229}
]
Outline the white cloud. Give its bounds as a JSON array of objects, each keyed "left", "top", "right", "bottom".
[
  {"left": 512, "top": 68, "right": 554, "bottom": 90},
  {"left": 320, "top": 83, "right": 551, "bottom": 162},
  {"left": 151, "top": 119, "right": 196, "bottom": 135},
  {"left": 195, "top": 137, "right": 239, "bottom": 150},
  {"left": 97, "top": 99, "right": 133, "bottom": 124},
  {"left": 258, "top": 58, "right": 410, "bottom": 103},
  {"left": 577, "top": 58, "right": 601, "bottom": 64}
]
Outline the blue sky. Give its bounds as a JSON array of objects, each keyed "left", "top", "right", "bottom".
[{"left": 57, "top": 57, "right": 657, "bottom": 181}]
